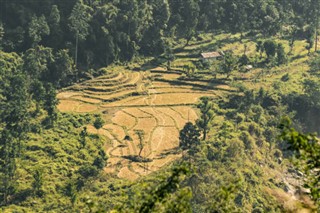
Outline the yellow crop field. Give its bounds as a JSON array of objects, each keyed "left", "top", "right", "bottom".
[
  {"left": 57, "top": 100, "right": 81, "bottom": 112},
  {"left": 76, "top": 104, "right": 99, "bottom": 113},
  {"left": 57, "top": 67, "right": 228, "bottom": 180}
]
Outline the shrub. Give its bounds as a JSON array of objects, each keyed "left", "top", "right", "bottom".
[
  {"left": 281, "top": 73, "right": 290, "bottom": 82},
  {"left": 94, "top": 115, "right": 105, "bottom": 130},
  {"left": 239, "top": 131, "right": 255, "bottom": 150},
  {"left": 77, "top": 165, "right": 99, "bottom": 179}
]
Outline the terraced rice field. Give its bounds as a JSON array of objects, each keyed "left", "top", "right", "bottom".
[{"left": 58, "top": 68, "right": 232, "bottom": 180}]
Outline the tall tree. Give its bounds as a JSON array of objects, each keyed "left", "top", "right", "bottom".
[
  {"left": 309, "top": 0, "right": 320, "bottom": 52},
  {"left": 48, "top": 5, "right": 61, "bottom": 28},
  {"left": 0, "top": 70, "right": 30, "bottom": 205},
  {"left": 220, "top": 51, "right": 238, "bottom": 78},
  {"left": 93, "top": 115, "right": 105, "bottom": 133},
  {"left": 79, "top": 127, "right": 88, "bottom": 149},
  {"left": 276, "top": 43, "right": 288, "bottom": 65},
  {"left": 196, "top": 97, "right": 215, "bottom": 140},
  {"left": 140, "top": 0, "right": 171, "bottom": 56},
  {"left": 179, "top": 122, "right": 200, "bottom": 150},
  {"left": 47, "top": 5, "right": 62, "bottom": 48},
  {"left": 28, "top": 15, "right": 50, "bottom": 47},
  {"left": 43, "top": 83, "right": 59, "bottom": 127},
  {"left": 68, "top": 0, "right": 92, "bottom": 68},
  {"left": 23, "top": 46, "right": 54, "bottom": 80},
  {"left": 51, "top": 49, "right": 75, "bottom": 87},
  {"left": 135, "top": 130, "right": 145, "bottom": 157},
  {"left": 305, "top": 25, "right": 315, "bottom": 54},
  {"left": 263, "top": 40, "right": 277, "bottom": 61},
  {"left": 169, "top": 0, "right": 200, "bottom": 46},
  {"left": 0, "top": 22, "right": 4, "bottom": 49}
]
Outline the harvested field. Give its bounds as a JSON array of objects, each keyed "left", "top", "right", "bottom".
[
  {"left": 122, "top": 108, "right": 152, "bottom": 118},
  {"left": 57, "top": 69, "right": 230, "bottom": 180},
  {"left": 58, "top": 100, "right": 81, "bottom": 112},
  {"left": 72, "top": 96, "right": 101, "bottom": 104},
  {"left": 171, "top": 106, "right": 198, "bottom": 121},
  {"left": 151, "top": 93, "right": 215, "bottom": 105},
  {"left": 148, "top": 87, "right": 210, "bottom": 94},
  {"left": 112, "top": 110, "right": 136, "bottom": 130},
  {"left": 103, "top": 124, "right": 126, "bottom": 141},
  {"left": 117, "top": 167, "right": 140, "bottom": 180},
  {"left": 57, "top": 91, "right": 82, "bottom": 99},
  {"left": 159, "top": 73, "right": 181, "bottom": 80},
  {"left": 141, "top": 108, "right": 176, "bottom": 126},
  {"left": 157, "top": 107, "right": 192, "bottom": 129},
  {"left": 150, "top": 127, "right": 179, "bottom": 156},
  {"left": 76, "top": 104, "right": 98, "bottom": 113}
]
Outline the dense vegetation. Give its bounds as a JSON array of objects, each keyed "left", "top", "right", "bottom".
[{"left": 1, "top": 0, "right": 320, "bottom": 212}]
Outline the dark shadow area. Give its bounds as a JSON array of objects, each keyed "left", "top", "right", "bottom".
[
  {"left": 154, "top": 78, "right": 232, "bottom": 93},
  {"left": 156, "top": 147, "right": 181, "bottom": 159},
  {"left": 123, "top": 155, "right": 153, "bottom": 163},
  {"left": 9, "top": 188, "right": 33, "bottom": 206}
]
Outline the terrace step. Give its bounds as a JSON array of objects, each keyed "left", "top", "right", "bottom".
[
  {"left": 80, "top": 90, "right": 143, "bottom": 103},
  {"left": 83, "top": 85, "right": 137, "bottom": 96},
  {"left": 69, "top": 72, "right": 141, "bottom": 92},
  {"left": 82, "top": 73, "right": 128, "bottom": 86}
]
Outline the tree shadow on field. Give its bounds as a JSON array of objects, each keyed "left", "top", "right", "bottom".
[
  {"left": 155, "top": 147, "right": 181, "bottom": 159},
  {"left": 123, "top": 155, "right": 153, "bottom": 163}
]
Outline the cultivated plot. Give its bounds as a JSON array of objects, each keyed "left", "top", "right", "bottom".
[{"left": 57, "top": 68, "right": 231, "bottom": 180}]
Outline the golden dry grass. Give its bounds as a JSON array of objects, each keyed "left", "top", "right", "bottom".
[
  {"left": 157, "top": 107, "right": 190, "bottom": 129},
  {"left": 117, "top": 167, "right": 140, "bottom": 180},
  {"left": 131, "top": 117, "right": 157, "bottom": 141},
  {"left": 151, "top": 82, "right": 173, "bottom": 88},
  {"left": 141, "top": 108, "right": 175, "bottom": 126},
  {"left": 72, "top": 96, "right": 101, "bottom": 104},
  {"left": 122, "top": 108, "right": 152, "bottom": 118},
  {"left": 151, "top": 66, "right": 167, "bottom": 72},
  {"left": 160, "top": 73, "right": 181, "bottom": 80},
  {"left": 150, "top": 127, "right": 179, "bottom": 157},
  {"left": 76, "top": 104, "right": 98, "bottom": 113},
  {"left": 103, "top": 124, "right": 126, "bottom": 141},
  {"left": 57, "top": 91, "right": 82, "bottom": 99},
  {"left": 112, "top": 110, "right": 136, "bottom": 130},
  {"left": 88, "top": 89, "right": 138, "bottom": 101},
  {"left": 151, "top": 93, "right": 215, "bottom": 105},
  {"left": 149, "top": 87, "right": 208, "bottom": 94},
  {"left": 100, "top": 96, "right": 144, "bottom": 108},
  {"left": 57, "top": 100, "right": 81, "bottom": 112},
  {"left": 149, "top": 154, "right": 182, "bottom": 170},
  {"left": 130, "top": 163, "right": 153, "bottom": 176},
  {"left": 171, "top": 106, "right": 198, "bottom": 121}
]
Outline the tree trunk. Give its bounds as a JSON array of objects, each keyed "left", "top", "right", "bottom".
[
  {"left": 75, "top": 33, "right": 78, "bottom": 68},
  {"left": 315, "top": 29, "right": 318, "bottom": 52},
  {"left": 185, "top": 36, "right": 192, "bottom": 48},
  {"left": 203, "top": 129, "right": 207, "bottom": 141},
  {"left": 138, "top": 147, "right": 143, "bottom": 157},
  {"left": 4, "top": 181, "right": 8, "bottom": 205},
  {"left": 315, "top": 20, "right": 318, "bottom": 53}
]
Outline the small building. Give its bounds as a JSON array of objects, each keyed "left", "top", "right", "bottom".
[
  {"left": 200, "top": 51, "right": 223, "bottom": 60},
  {"left": 245, "top": 65, "right": 253, "bottom": 71}
]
